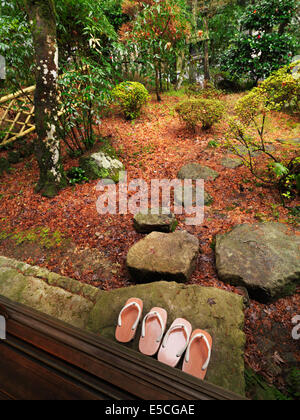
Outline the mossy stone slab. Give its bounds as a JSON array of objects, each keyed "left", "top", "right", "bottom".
[{"left": 87, "top": 281, "right": 246, "bottom": 396}]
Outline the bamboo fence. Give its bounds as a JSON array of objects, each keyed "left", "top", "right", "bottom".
[{"left": 0, "top": 86, "right": 36, "bottom": 146}]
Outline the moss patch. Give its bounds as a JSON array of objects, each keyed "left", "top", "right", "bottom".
[
  {"left": 0, "top": 226, "right": 67, "bottom": 249},
  {"left": 245, "top": 368, "right": 292, "bottom": 400}
]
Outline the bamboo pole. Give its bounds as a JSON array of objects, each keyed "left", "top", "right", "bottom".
[
  {"left": 0, "top": 86, "right": 35, "bottom": 104},
  {"left": 0, "top": 126, "right": 36, "bottom": 145}
]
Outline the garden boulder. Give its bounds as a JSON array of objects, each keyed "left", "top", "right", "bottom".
[
  {"left": 126, "top": 231, "right": 199, "bottom": 283},
  {"left": 80, "top": 152, "right": 124, "bottom": 182},
  {"left": 215, "top": 223, "right": 300, "bottom": 302}
]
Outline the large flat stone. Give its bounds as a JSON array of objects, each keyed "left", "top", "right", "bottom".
[
  {"left": 0, "top": 256, "right": 97, "bottom": 329},
  {"left": 87, "top": 281, "right": 246, "bottom": 396},
  {"left": 215, "top": 223, "right": 300, "bottom": 303},
  {"left": 126, "top": 231, "right": 200, "bottom": 283}
]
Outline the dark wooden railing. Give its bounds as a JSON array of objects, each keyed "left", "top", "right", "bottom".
[{"left": 0, "top": 295, "right": 246, "bottom": 400}]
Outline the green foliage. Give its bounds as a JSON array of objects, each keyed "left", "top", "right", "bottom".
[
  {"left": 67, "top": 167, "right": 89, "bottom": 185},
  {"left": 112, "top": 81, "right": 150, "bottom": 119},
  {"left": 286, "top": 368, "right": 300, "bottom": 399},
  {"left": 55, "top": 0, "right": 119, "bottom": 63},
  {"left": 222, "top": 0, "right": 298, "bottom": 82},
  {"left": 208, "top": 2, "right": 244, "bottom": 67},
  {"left": 235, "top": 60, "right": 300, "bottom": 119},
  {"left": 245, "top": 368, "right": 292, "bottom": 400},
  {"left": 234, "top": 88, "right": 268, "bottom": 125},
  {"left": 176, "top": 98, "right": 225, "bottom": 130},
  {"left": 242, "top": 0, "right": 297, "bottom": 32},
  {"left": 207, "top": 140, "right": 219, "bottom": 148},
  {"left": 0, "top": 0, "right": 34, "bottom": 90},
  {"left": 58, "top": 58, "right": 113, "bottom": 154},
  {"left": 0, "top": 0, "right": 121, "bottom": 91}
]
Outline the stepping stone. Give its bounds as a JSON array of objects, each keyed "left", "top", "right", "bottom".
[
  {"left": 177, "top": 163, "right": 219, "bottom": 181},
  {"left": 215, "top": 223, "right": 300, "bottom": 303},
  {"left": 88, "top": 281, "right": 246, "bottom": 397},
  {"left": 227, "top": 144, "right": 276, "bottom": 157},
  {"left": 221, "top": 156, "right": 243, "bottom": 169},
  {"left": 133, "top": 209, "right": 178, "bottom": 234},
  {"left": 174, "top": 184, "right": 213, "bottom": 206},
  {"left": 126, "top": 231, "right": 199, "bottom": 283},
  {"left": 276, "top": 138, "right": 300, "bottom": 146}
]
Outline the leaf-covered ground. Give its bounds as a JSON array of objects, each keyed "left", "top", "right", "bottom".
[{"left": 0, "top": 92, "right": 299, "bottom": 398}]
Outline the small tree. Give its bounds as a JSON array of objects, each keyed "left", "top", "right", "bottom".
[
  {"left": 226, "top": 64, "right": 300, "bottom": 201},
  {"left": 119, "top": 0, "right": 191, "bottom": 101}
]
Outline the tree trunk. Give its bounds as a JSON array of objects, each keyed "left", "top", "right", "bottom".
[
  {"left": 25, "top": 0, "right": 66, "bottom": 198},
  {"left": 203, "top": 15, "right": 211, "bottom": 85},
  {"left": 155, "top": 64, "right": 162, "bottom": 102}
]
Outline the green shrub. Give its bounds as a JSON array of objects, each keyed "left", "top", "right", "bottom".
[
  {"left": 234, "top": 87, "right": 268, "bottom": 125},
  {"left": 176, "top": 98, "right": 225, "bottom": 130},
  {"left": 185, "top": 82, "right": 223, "bottom": 99},
  {"left": 112, "top": 81, "right": 150, "bottom": 120},
  {"left": 258, "top": 60, "right": 300, "bottom": 112}
]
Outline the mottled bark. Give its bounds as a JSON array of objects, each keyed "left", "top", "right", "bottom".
[{"left": 25, "top": 0, "right": 66, "bottom": 197}]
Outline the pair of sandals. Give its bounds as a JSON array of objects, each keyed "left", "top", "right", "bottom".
[{"left": 115, "top": 298, "right": 212, "bottom": 380}]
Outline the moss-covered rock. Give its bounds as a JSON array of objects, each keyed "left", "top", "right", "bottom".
[
  {"left": 87, "top": 281, "right": 246, "bottom": 396},
  {"left": 0, "top": 157, "right": 10, "bottom": 176},
  {"left": 80, "top": 152, "right": 124, "bottom": 183}
]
